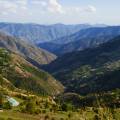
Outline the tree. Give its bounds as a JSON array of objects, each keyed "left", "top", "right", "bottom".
[
  {"left": 0, "top": 49, "right": 11, "bottom": 75},
  {"left": 3, "top": 101, "right": 12, "bottom": 109},
  {"left": 0, "top": 92, "right": 3, "bottom": 109},
  {"left": 61, "top": 103, "right": 73, "bottom": 111},
  {"left": 25, "top": 101, "right": 35, "bottom": 113}
]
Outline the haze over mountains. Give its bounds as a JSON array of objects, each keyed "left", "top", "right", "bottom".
[
  {"left": 0, "top": 23, "right": 92, "bottom": 44},
  {"left": 38, "top": 26, "right": 120, "bottom": 55},
  {"left": 2, "top": 22, "right": 119, "bottom": 56}
]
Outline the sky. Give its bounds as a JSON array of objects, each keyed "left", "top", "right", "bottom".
[{"left": 0, "top": 0, "right": 120, "bottom": 25}]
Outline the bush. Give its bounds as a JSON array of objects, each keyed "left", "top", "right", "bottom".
[
  {"left": 7, "top": 118, "right": 14, "bottom": 120},
  {"left": 68, "top": 112, "right": 73, "bottom": 118},
  {"left": 44, "top": 115, "right": 50, "bottom": 120},
  {"left": 3, "top": 102, "right": 12, "bottom": 110},
  {"left": 61, "top": 103, "right": 67, "bottom": 111},
  {"left": 0, "top": 117, "right": 5, "bottom": 120},
  {"left": 61, "top": 103, "right": 73, "bottom": 111},
  {"left": 25, "top": 101, "right": 35, "bottom": 113},
  {"left": 41, "top": 109, "right": 47, "bottom": 114},
  {"left": 0, "top": 92, "right": 3, "bottom": 108},
  {"left": 34, "top": 108, "right": 41, "bottom": 114},
  {"left": 51, "top": 117, "right": 55, "bottom": 120}
]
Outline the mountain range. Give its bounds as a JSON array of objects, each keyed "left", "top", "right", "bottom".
[
  {"left": 38, "top": 26, "right": 120, "bottom": 55},
  {"left": 44, "top": 36, "right": 120, "bottom": 95},
  {"left": 0, "top": 23, "right": 94, "bottom": 44},
  {"left": 0, "top": 22, "right": 120, "bottom": 119}
]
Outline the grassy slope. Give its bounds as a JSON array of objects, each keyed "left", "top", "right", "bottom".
[
  {"left": 0, "top": 48, "right": 64, "bottom": 96},
  {"left": 0, "top": 31, "right": 56, "bottom": 65},
  {"left": 0, "top": 109, "right": 120, "bottom": 120}
]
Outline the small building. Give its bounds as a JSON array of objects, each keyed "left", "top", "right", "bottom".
[{"left": 6, "top": 96, "right": 19, "bottom": 107}]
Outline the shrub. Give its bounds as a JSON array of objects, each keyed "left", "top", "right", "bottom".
[
  {"left": 0, "top": 93, "right": 3, "bottom": 109},
  {"left": 25, "top": 101, "right": 35, "bottom": 113},
  {"left": 7, "top": 118, "right": 14, "bottom": 120},
  {"left": 3, "top": 102, "right": 12, "bottom": 110},
  {"left": 44, "top": 114, "right": 50, "bottom": 120},
  {"left": 61, "top": 103, "right": 73, "bottom": 111},
  {"left": 51, "top": 117, "right": 55, "bottom": 120},
  {"left": 42, "top": 109, "right": 46, "bottom": 114}
]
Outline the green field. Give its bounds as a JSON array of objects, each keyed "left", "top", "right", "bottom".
[
  {"left": 0, "top": 108, "right": 120, "bottom": 120},
  {"left": 0, "top": 110, "right": 92, "bottom": 120}
]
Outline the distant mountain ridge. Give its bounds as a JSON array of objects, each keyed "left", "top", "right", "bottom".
[
  {"left": 38, "top": 26, "right": 120, "bottom": 55},
  {"left": 0, "top": 22, "right": 94, "bottom": 44}
]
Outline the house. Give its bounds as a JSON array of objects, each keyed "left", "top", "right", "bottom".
[{"left": 6, "top": 96, "right": 19, "bottom": 107}]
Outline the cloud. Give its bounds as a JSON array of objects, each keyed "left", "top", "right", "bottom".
[
  {"left": 31, "top": 0, "right": 96, "bottom": 14},
  {"left": 47, "top": 0, "right": 64, "bottom": 14},
  {"left": 84, "top": 5, "right": 96, "bottom": 13},
  {"left": 0, "top": 0, "right": 96, "bottom": 16},
  {"left": 67, "top": 5, "right": 96, "bottom": 13},
  {"left": 30, "top": 0, "right": 65, "bottom": 14},
  {"left": 0, "top": 1, "right": 17, "bottom": 15},
  {"left": 0, "top": 0, "right": 28, "bottom": 16},
  {"left": 15, "top": 0, "right": 27, "bottom": 5}
]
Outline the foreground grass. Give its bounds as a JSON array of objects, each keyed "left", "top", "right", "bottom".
[
  {"left": 0, "top": 110, "right": 93, "bottom": 120},
  {"left": 1, "top": 109, "right": 120, "bottom": 120},
  {"left": 0, "top": 110, "right": 40, "bottom": 120}
]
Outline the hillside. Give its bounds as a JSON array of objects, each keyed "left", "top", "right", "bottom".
[
  {"left": 44, "top": 36, "right": 120, "bottom": 95},
  {"left": 0, "top": 48, "right": 64, "bottom": 96},
  {"left": 0, "top": 31, "right": 56, "bottom": 65},
  {"left": 38, "top": 26, "right": 120, "bottom": 55}
]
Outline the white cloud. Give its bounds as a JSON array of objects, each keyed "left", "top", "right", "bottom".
[
  {"left": 84, "top": 5, "right": 96, "bottom": 13},
  {"left": 47, "top": 0, "right": 64, "bottom": 14},
  {"left": 31, "top": 0, "right": 47, "bottom": 6},
  {"left": 0, "top": 1, "right": 17, "bottom": 15},
  {"left": 15, "top": 0, "right": 27, "bottom": 5},
  {"left": 68, "top": 5, "right": 96, "bottom": 13},
  {"left": 30, "top": 0, "right": 65, "bottom": 14},
  {"left": 0, "top": 0, "right": 95, "bottom": 15},
  {"left": 31, "top": 0, "right": 96, "bottom": 15},
  {"left": 0, "top": 0, "right": 29, "bottom": 16}
]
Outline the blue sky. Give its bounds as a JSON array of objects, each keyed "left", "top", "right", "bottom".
[{"left": 0, "top": 0, "right": 120, "bottom": 25}]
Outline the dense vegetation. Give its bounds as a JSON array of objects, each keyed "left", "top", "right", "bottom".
[
  {"left": 44, "top": 36, "right": 120, "bottom": 96},
  {"left": 0, "top": 48, "right": 64, "bottom": 96}
]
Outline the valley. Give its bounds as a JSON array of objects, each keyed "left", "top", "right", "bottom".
[{"left": 0, "top": 22, "right": 120, "bottom": 120}]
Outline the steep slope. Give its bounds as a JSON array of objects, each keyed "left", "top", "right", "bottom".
[
  {"left": 0, "top": 23, "right": 93, "bottom": 44},
  {"left": 44, "top": 36, "right": 120, "bottom": 95},
  {"left": 0, "top": 31, "right": 56, "bottom": 65},
  {"left": 38, "top": 26, "right": 120, "bottom": 55},
  {"left": 37, "top": 42, "right": 62, "bottom": 55},
  {"left": 0, "top": 48, "right": 64, "bottom": 96}
]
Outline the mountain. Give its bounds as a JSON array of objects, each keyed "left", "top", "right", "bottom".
[
  {"left": 44, "top": 36, "right": 120, "bottom": 95},
  {"left": 0, "top": 31, "right": 56, "bottom": 65},
  {"left": 38, "top": 26, "right": 120, "bottom": 55},
  {"left": 0, "top": 23, "right": 94, "bottom": 44},
  {"left": 0, "top": 48, "right": 64, "bottom": 96}
]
